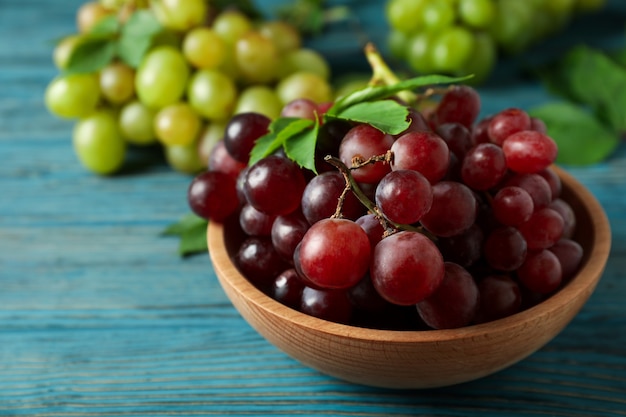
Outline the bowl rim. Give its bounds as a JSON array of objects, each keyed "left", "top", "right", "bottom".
[{"left": 208, "top": 165, "right": 611, "bottom": 343}]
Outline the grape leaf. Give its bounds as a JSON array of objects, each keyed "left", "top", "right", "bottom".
[
  {"left": 284, "top": 120, "right": 319, "bottom": 173},
  {"left": 248, "top": 118, "right": 314, "bottom": 166},
  {"left": 65, "top": 38, "right": 117, "bottom": 74},
  {"left": 333, "top": 100, "right": 409, "bottom": 135},
  {"left": 162, "top": 213, "right": 209, "bottom": 257},
  {"left": 529, "top": 102, "right": 620, "bottom": 166},
  {"left": 538, "top": 45, "right": 626, "bottom": 133},
  {"left": 328, "top": 74, "right": 473, "bottom": 115},
  {"left": 89, "top": 15, "right": 120, "bottom": 36},
  {"left": 117, "top": 10, "right": 164, "bottom": 68}
]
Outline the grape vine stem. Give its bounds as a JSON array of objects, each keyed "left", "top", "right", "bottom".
[{"left": 324, "top": 155, "right": 437, "bottom": 241}]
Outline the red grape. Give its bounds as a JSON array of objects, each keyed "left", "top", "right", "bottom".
[
  {"left": 371, "top": 231, "right": 445, "bottom": 305},
  {"left": 298, "top": 218, "right": 371, "bottom": 289}
]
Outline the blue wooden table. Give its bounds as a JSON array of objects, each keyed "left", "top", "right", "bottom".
[{"left": 1, "top": 1, "right": 625, "bottom": 415}]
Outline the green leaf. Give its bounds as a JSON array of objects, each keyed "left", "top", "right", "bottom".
[
  {"left": 538, "top": 45, "right": 626, "bottom": 132},
  {"left": 162, "top": 213, "right": 209, "bottom": 257},
  {"left": 329, "top": 74, "right": 473, "bottom": 115},
  {"left": 89, "top": 15, "right": 120, "bottom": 36},
  {"left": 162, "top": 213, "right": 207, "bottom": 236},
  {"left": 65, "top": 37, "right": 117, "bottom": 74},
  {"left": 177, "top": 222, "right": 209, "bottom": 257},
  {"left": 117, "top": 10, "right": 163, "bottom": 68},
  {"left": 333, "top": 100, "right": 409, "bottom": 135},
  {"left": 284, "top": 120, "right": 319, "bottom": 173},
  {"left": 529, "top": 102, "right": 620, "bottom": 165},
  {"left": 248, "top": 118, "right": 314, "bottom": 166}
]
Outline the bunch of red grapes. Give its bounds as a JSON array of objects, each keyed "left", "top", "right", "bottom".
[{"left": 188, "top": 85, "right": 583, "bottom": 330}]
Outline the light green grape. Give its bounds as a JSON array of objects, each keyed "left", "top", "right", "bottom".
[
  {"left": 119, "top": 100, "right": 157, "bottom": 145},
  {"left": 458, "top": 0, "right": 496, "bottom": 29},
  {"left": 99, "top": 0, "right": 125, "bottom": 10},
  {"left": 53, "top": 35, "right": 81, "bottom": 70},
  {"left": 277, "top": 48, "right": 331, "bottom": 80},
  {"left": 99, "top": 62, "right": 135, "bottom": 105},
  {"left": 490, "top": 0, "right": 535, "bottom": 54},
  {"left": 387, "top": 30, "right": 409, "bottom": 61},
  {"left": 150, "top": 0, "right": 206, "bottom": 32},
  {"left": 73, "top": 110, "right": 126, "bottom": 175},
  {"left": 45, "top": 73, "right": 100, "bottom": 119},
  {"left": 212, "top": 10, "right": 252, "bottom": 44},
  {"left": 406, "top": 32, "right": 437, "bottom": 74},
  {"left": 154, "top": 102, "right": 201, "bottom": 147},
  {"left": 164, "top": 141, "right": 206, "bottom": 174},
  {"left": 258, "top": 21, "right": 302, "bottom": 54},
  {"left": 235, "top": 31, "right": 279, "bottom": 84},
  {"left": 422, "top": 1, "right": 455, "bottom": 32},
  {"left": 461, "top": 31, "right": 496, "bottom": 84},
  {"left": 198, "top": 123, "right": 226, "bottom": 166},
  {"left": 135, "top": 46, "right": 189, "bottom": 109},
  {"left": 386, "top": 0, "right": 427, "bottom": 33},
  {"left": 183, "top": 27, "right": 226, "bottom": 69},
  {"left": 77, "top": 1, "right": 114, "bottom": 33},
  {"left": 234, "top": 86, "right": 282, "bottom": 119},
  {"left": 276, "top": 72, "right": 332, "bottom": 105},
  {"left": 431, "top": 26, "right": 475, "bottom": 73},
  {"left": 187, "top": 69, "right": 237, "bottom": 121}
]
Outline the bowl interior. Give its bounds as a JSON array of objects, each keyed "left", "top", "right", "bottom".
[{"left": 208, "top": 165, "right": 611, "bottom": 388}]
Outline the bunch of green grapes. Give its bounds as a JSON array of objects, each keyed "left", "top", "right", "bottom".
[
  {"left": 386, "top": 0, "right": 605, "bottom": 83},
  {"left": 45, "top": 0, "right": 333, "bottom": 175}
]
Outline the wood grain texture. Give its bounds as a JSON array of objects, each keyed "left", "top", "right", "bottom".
[{"left": 1, "top": 0, "right": 625, "bottom": 415}]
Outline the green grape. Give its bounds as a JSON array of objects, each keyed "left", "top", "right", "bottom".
[
  {"left": 212, "top": 10, "right": 252, "bottom": 44},
  {"left": 99, "top": 0, "right": 125, "bottom": 10},
  {"left": 187, "top": 69, "right": 237, "bottom": 121},
  {"left": 183, "top": 27, "right": 226, "bottom": 69},
  {"left": 73, "top": 110, "right": 126, "bottom": 175},
  {"left": 406, "top": 31, "right": 437, "bottom": 74},
  {"left": 386, "top": 0, "right": 427, "bottom": 33},
  {"left": 431, "top": 26, "right": 475, "bottom": 73},
  {"left": 99, "top": 62, "right": 135, "bottom": 105},
  {"left": 150, "top": 0, "right": 206, "bottom": 32},
  {"left": 276, "top": 72, "right": 332, "bottom": 105},
  {"left": 422, "top": 1, "right": 455, "bottom": 32},
  {"left": 461, "top": 31, "right": 496, "bottom": 84},
  {"left": 53, "top": 35, "right": 81, "bottom": 70},
  {"left": 45, "top": 73, "right": 100, "bottom": 119},
  {"left": 77, "top": 1, "right": 114, "bottom": 33},
  {"left": 154, "top": 102, "right": 201, "bottom": 147},
  {"left": 217, "top": 47, "right": 241, "bottom": 80},
  {"left": 119, "top": 100, "right": 157, "bottom": 145},
  {"left": 198, "top": 122, "right": 226, "bottom": 165},
  {"left": 490, "top": 0, "right": 534, "bottom": 54},
  {"left": 235, "top": 31, "right": 279, "bottom": 84},
  {"left": 234, "top": 86, "right": 282, "bottom": 119},
  {"left": 277, "top": 48, "right": 331, "bottom": 80},
  {"left": 458, "top": 0, "right": 496, "bottom": 29},
  {"left": 258, "top": 21, "right": 302, "bottom": 54},
  {"left": 387, "top": 30, "right": 409, "bottom": 61},
  {"left": 135, "top": 46, "right": 189, "bottom": 109},
  {"left": 164, "top": 141, "right": 206, "bottom": 174}
]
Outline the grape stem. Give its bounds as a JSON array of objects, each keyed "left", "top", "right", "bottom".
[
  {"left": 365, "top": 43, "right": 415, "bottom": 105},
  {"left": 324, "top": 155, "right": 437, "bottom": 241}
]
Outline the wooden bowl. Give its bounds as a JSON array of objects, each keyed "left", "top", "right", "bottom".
[{"left": 207, "top": 166, "right": 611, "bottom": 389}]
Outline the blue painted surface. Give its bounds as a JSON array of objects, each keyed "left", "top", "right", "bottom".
[{"left": 1, "top": 0, "right": 625, "bottom": 416}]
